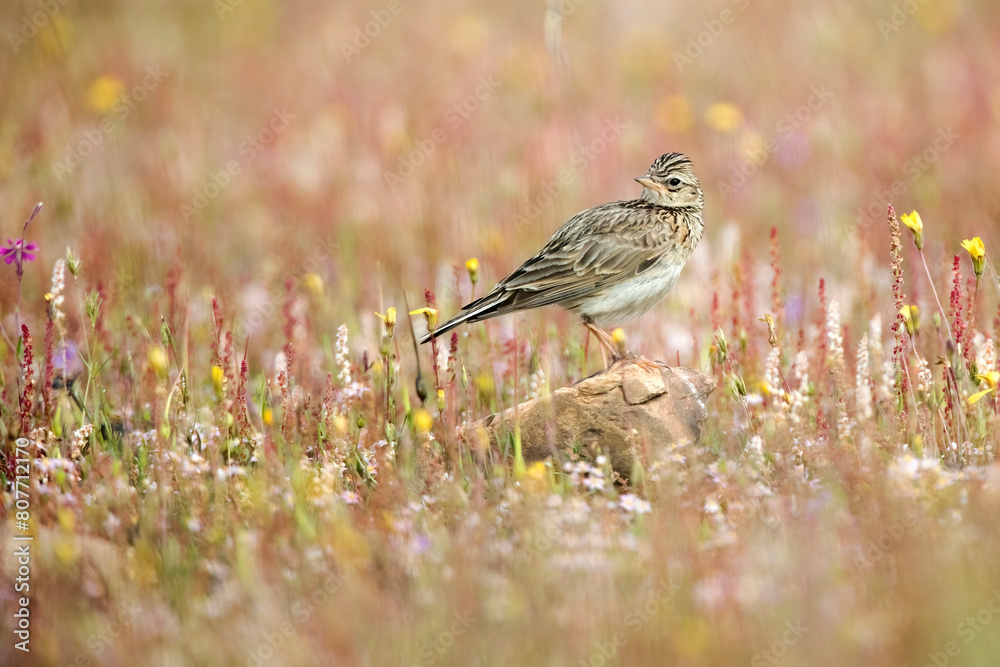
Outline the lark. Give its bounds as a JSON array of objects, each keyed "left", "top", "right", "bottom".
[{"left": 419, "top": 152, "right": 704, "bottom": 362}]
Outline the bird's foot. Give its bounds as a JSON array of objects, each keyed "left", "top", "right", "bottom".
[{"left": 607, "top": 351, "right": 663, "bottom": 374}]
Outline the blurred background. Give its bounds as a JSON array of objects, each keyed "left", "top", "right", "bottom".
[
  {"left": 7, "top": 3, "right": 1000, "bottom": 666},
  {"left": 1, "top": 0, "right": 998, "bottom": 362}
]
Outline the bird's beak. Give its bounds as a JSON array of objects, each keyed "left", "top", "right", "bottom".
[{"left": 635, "top": 176, "right": 669, "bottom": 194}]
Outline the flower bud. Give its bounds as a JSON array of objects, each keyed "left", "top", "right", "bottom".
[
  {"left": 65, "top": 247, "right": 83, "bottom": 276},
  {"left": 466, "top": 257, "right": 480, "bottom": 285},
  {"left": 376, "top": 307, "right": 397, "bottom": 338},
  {"left": 759, "top": 313, "right": 777, "bottom": 347}
]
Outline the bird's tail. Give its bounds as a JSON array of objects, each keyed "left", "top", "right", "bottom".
[{"left": 417, "top": 292, "right": 510, "bottom": 344}]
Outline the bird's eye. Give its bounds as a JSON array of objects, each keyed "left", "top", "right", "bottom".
[{"left": 668, "top": 177, "right": 682, "bottom": 187}]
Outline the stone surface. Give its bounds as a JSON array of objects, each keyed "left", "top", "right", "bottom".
[{"left": 473, "top": 357, "right": 716, "bottom": 480}]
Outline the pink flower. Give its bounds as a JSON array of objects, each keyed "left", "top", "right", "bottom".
[
  {"left": 4, "top": 203, "right": 43, "bottom": 275},
  {"left": 0, "top": 238, "right": 38, "bottom": 270}
]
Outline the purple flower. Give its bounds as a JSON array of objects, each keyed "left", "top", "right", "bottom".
[
  {"left": 3, "top": 202, "right": 43, "bottom": 276},
  {"left": 0, "top": 238, "right": 38, "bottom": 267}
]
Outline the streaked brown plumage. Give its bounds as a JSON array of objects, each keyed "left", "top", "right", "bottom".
[{"left": 420, "top": 153, "right": 704, "bottom": 359}]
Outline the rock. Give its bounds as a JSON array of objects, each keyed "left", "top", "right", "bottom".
[{"left": 473, "top": 356, "right": 716, "bottom": 480}]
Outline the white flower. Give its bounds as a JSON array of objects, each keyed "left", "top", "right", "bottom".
[
  {"left": 583, "top": 473, "right": 605, "bottom": 492},
  {"left": 856, "top": 333, "right": 873, "bottom": 419},
  {"left": 215, "top": 465, "right": 246, "bottom": 481},
  {"left": 49, "top": 259, "right": 66, "bottom": 336},
  {"left": 763, "top": 346, "right": 782, "bottom": 396},
  {"left": 914, "top": 356, "right": 932, "bottom": 394},
  {"left": 102, "top": 513, "right": 121, "bottom": 535},
  {"left": 336, "top": 324, "right": 350, "bottom": 385},
  {"left": 618, "top": 494, "right": 651, "bottom": 515}
]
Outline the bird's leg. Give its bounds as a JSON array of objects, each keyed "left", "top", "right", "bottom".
[
  {"left": 631, "top": 355, "right": 664, "bottom": 373},
  {"left": 583, "top": 324, "right": 608, "bottom": 368},
  {"left": 585, "top": 322, "right": 663, "bottom": 373},
  {"left": 584, "top": 322, "right": 619, "bottom": 365},
  {"left": 594, "top": 325, "right": 620, "bottom": 358}
]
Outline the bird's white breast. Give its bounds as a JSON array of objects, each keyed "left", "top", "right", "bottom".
[{"left": 577, "top": 260, "right": 685, "bottom": 328}]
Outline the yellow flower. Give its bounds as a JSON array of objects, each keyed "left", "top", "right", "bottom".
[
  {"left": 759, "top": 313, "right": 777, "bottom": 347},
  {"left": 147, "top": 346, "right": 168, "bottom": 378},
  {"left": 303, "top": 273, "right": 323, "bottom": 295},
  {"left": 980, "top": 371, "right": 1000, "bottom": 389},
  {"left": 704, "top": 103, "right": 743, "bottom": 132},
  {"left": 212, "top": 365, "right": 225, "bottom": 395},
  {"left": 466, "top": 257, "right": 480, "bottom": 285},
  {"left": 522, "top": 461, "right": 551, "bottom": 492},
  {"left": 900, "top": 305, "right": 918, "bottom": 336},
  {"left": 86, "top": 75, "right": 125, "bottom": 113},
  {"left": 375, "top": 307, "right": 396, "bottom": 337},
  {"left": 263, "top": 407, "right": 274, "bottom": 426},
  {"left": 437, "top": 388, "right": 446, "bottom": 411},
  {"left": 526, "top": 461, "right": 548, "bottom": 481},
  {"left": 413, "top": 408, "right": 433, "bottom": 433},
  {"left": 333, "top": 415, "right": 349, "bottom": 435},
  {"left": 409, "top": 307, "right": 438, "bottom": 333},
  {"left": 655, "top": 95, "right": 694, "bottom": 133},
  {"left": 611, "top": 327, "right": 627, "bottom": 356},
  {"left": 525, "top": 461, "right": 549, "bottom": 485},
  {"left": 961, "top": 237, "right": 986, "bottom": 277},
  {"left": 969, "top": 371, "right": 999, "bottom": 405},
  {"left": 475, "top": 371, "right": 494, "bottom": 400},
  {"left": 899, "top": 211, "right": 924, "bottom": 250}
]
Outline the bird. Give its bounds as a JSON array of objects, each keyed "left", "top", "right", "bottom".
[{"left": 419, "top": 152, "right": 704, "bottom": 363}]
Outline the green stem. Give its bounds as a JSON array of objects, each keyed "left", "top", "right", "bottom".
[{"left": 919, "top": 250, "right": 954, "bottom": 344}]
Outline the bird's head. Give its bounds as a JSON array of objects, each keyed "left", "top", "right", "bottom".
[{"left": 635, "top": 152, "right": 703, "bottom": 209}]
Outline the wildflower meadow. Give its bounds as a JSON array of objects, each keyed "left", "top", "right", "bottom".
[{"left": 3, "top": 0, "right": 1000, "bottom": 665}]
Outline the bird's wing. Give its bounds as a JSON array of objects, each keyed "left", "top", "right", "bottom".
[{"left": 468, "top": 202, "right": 682, "bottom": 315}]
